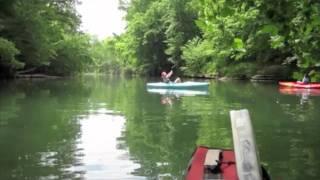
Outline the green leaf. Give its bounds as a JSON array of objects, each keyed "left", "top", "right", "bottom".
[
  {"left": 233, "top": 38, "right": 244, "bottom": 49},
  {"left": 258, "top": 24, "right": 279, "bottom": 36},
  {"left": 270, "top": 35, "right": 285, "bottom": 49},
  {"left": 195, "top": 20, "right": 207, "bottom": 31}
]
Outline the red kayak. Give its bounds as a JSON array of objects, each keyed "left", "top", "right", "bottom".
[
  {"left": 185, "top": 146, "right": 270, "bottom": 180},
  {"left": 279, "top": 81, "right": 320, "bottom": 89}
]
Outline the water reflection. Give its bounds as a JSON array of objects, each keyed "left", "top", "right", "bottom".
[
  {"left": 147, "top": 88, "right": 209, "bottom": 106},
  {"left": 0, "top": 77, "right": 320, "bottom": 179},
  {"left": 0, "top": 79, "right": 88, "bottom": 179},
  {"left": 147, "top": 88, "right": 209, "bottom": 96},
  {"left": 279, "top": 87, "right": 320, "bottom": 96},
  {"left": 159, "top": 96, "right": 174, "bottom": 106},
  {"left": 278, "top": 87, "right": 320, "bottom": 105},
  {"left": 73, "top": 108, "right": 143, "bottom": 179}
]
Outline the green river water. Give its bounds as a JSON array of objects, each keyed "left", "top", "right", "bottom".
[{"left": 0, "top": 76, "right": 319, "bottom": 180}]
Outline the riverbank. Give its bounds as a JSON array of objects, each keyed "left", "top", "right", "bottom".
[
  {"left": 183, "top": 74, "right": 290, "bottom": 82},
  {"left": 15, "top": 74, "right": 61, "bottom": 79}
]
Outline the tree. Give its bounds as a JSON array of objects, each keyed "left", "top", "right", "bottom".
[
  {"left": 0, "top": 37, "right": 24, "bottom": 77},
  {"left": 0, "top": 0, "right": 86, "bottom": 77}
]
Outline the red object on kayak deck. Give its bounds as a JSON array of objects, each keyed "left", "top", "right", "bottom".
[{"left": 185, "top": 146, "right": 238, "bottom": 180}]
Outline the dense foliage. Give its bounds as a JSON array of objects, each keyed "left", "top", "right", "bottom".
[
  {"left": 188, "top": 0, "right": 320, "bottom": 79},
  {"left": 1, "top": 0, "right": 320, "bottom": 80},
  {"left": 0, "top": 0, "right": 92, "bottom": 77},
  {"left": 123, "top": 0, "right": 200, "bottom": 75},
  {"left": 95, "top": 0, "right": 320, "bottom": 80}
]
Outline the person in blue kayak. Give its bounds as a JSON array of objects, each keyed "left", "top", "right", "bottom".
[{"left": 161, "top": 70, "right": 181, "bottom": 83}]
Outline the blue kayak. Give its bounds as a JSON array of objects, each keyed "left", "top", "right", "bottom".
[{"left": 146, "top": 81, "right": 209, "bottom": 89}]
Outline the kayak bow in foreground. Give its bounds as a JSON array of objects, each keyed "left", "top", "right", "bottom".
[{"left": 185, "top": 109, "right": 270, "bottom": 180}]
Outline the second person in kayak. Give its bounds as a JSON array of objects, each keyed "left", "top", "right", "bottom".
[
  {"left": 161, "top": 70, "right": 181, "bottom": 83},
  {"left": 302, "top": 73, "right": 311, "bottom": 84}
]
